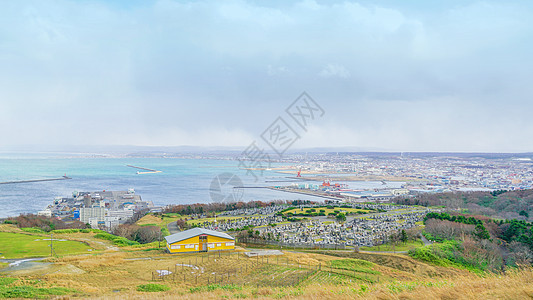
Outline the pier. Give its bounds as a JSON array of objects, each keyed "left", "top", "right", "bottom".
[
  {"left": 233, "top": 186, "right": 268, "bottom": 189},
  {"left": 126, "top": 165, "right": 162, "bottom": 174},
  {"left": 0, "top": 176, "right": 71, "bottom": 185}
]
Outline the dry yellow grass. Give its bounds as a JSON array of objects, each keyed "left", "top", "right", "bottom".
[
  {"left": 136, "top": 214, "right": 164, "bottom": 226},
  {"left": 0, "top": 224, "right": 26, "bottom": 233},
  {"left": 78, "top": 267, "right": 533, "bottom": 299},
  {"left": 2, "top": 230, "right": 532, "bottom": 300},
  {"left": 51, "top": 252, "right": 127, "bottom": 270}
]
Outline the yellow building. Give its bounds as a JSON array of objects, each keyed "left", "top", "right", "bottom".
[{"left": 165, "top": 227, "right": 235, "bottom": 254}]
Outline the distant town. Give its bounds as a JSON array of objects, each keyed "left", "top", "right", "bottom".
[
  {"left": 35, "top": 152, "right": 533, "bottom": 234},
  {"left": 38, "top": 189, "right": 156, "bottom": 229}
]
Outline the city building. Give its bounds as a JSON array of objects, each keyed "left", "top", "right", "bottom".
[{"left": 80, "top": 207, "right": 105, "bottom": 227}]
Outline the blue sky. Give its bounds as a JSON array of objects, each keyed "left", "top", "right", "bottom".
[{"left": 1, "top": 0, "right": 532, "bottom": 152}]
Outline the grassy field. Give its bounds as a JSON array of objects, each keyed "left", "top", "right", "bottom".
[
  {"left": 0, "top": 232, "right": 93, "bottom": 259},
  {"left": 1, "top": 223, "right": 533, "bottom": 299},
  {"left": 136, "top": 213, "right": 181, "bottom": 228},
  {"left": 1, "top": 245, "right": 532, "bottom": 299},
  {"left": 0, "top": 277, "right": 78, "bottom": 298},
  {"left": 360, "top": 240, "right": 424, "bottom": 252}
]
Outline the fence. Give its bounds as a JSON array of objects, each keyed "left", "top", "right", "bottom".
[{"left": 150, "top": 250, "right": 373, "bottom": 287}]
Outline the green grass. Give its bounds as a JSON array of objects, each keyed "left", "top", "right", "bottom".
[
  {"left": 0, "top": 277, "right": 78, "bottom": 298},
  {"left": 136, "top": 213, "right": 183, "bottom": 231},
  {"left": 0, "top": 286, "right": 77, "bottom": 298},
  {"left": 327, "top": 259, "right": 380, "bottom": 275},
  {"left": 93, "top": 232, "right": 140, "bottom": 247},
  {"left": 51, "top": 228, "right": 100, "bottom": 234},
  {"left": 20, "top": 228, "right": 46, "bottom": 234},
  {"left": 307, "top": 270, "right": 356, "bottom": 285},
  {"left": 189, "top": 284, "right": 242, "bottom": 293},
  {"left": 360, "top": 240, "right": 424, "bottom": 252},
  {"left": 386, "top": 280, "right": 454, "bottom": 294},
  {"left": 0, "top": 278, "right": 17, "bottom": 286},
  {"left": 0, "top": 232, "right": 92, "bottom": 259},
  {"left": 408, "top": 240, "right": 486, "bottom": 273},
  {"left": 136, "top": 283, "right": 171, "bottom": 292}
]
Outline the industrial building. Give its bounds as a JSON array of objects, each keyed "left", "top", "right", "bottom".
[{"left": 164, "top": 228, "right": 235, "bottom": 254}]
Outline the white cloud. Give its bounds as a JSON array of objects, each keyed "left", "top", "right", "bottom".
[
  {"left": 0, "top": 0, "right": 533, "bottom": 151},
  {"left": 319, "top": 64, "right": 351, "bottom": 79}
]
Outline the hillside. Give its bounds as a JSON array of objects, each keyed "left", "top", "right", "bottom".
[
  {"left": 1, "top": 224, "right": 532, "bottom": 299},
  {"left": 395, "top": 189, "right": 533, "bottom": 221}
]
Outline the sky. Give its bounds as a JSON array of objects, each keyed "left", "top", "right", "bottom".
[{"left": 1, "top": 0, "right": 533, "bottom": 152}]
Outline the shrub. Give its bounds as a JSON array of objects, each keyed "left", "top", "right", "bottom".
[
  {"left": 0, "top": 285, "right": 76, "bottom": 298},
  {"left": 21, "top": 227, "right": 46, "bottom": 234},
  {"left": 94, "top": 233, "right": 140, "bottom": 246},
  {"left": 6, "top": 214, "right": 87, "bottom": 232},
  {"left": 51, "top": 228, "right": 102, "bottom": 234},
  {"left": 189, "top": 284, "right": 242, "bottom": 293},
  {"left": 136, "top": 284, "right": 170, "bottom": 292},
  {"left": 409, "top": 246, "right": 450, "bottom": 266}
]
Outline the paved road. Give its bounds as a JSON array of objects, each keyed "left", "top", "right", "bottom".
[
  {"left": 167, "top": 221, "right": 180, "bottom": 235},
  {"left": 420, "top": 234, "right": 433, "bottom": 246}
]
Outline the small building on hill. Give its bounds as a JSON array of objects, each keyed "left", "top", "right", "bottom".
[{"left": 164, "top": 227, "right": 235, "bottom": 254}]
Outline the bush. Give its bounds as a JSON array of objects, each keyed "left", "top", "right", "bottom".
[
  {"left": 408, "top": 246, "right": 450, "bottom": 267},
  {"left": 189, "top": 284, "right": 242, "bottom": 293},
  {"left": 136, "top": 284, "right": 170, "bottom": 292},
  {"left": 336, "top": 213, "right": 346, "bottom": 222},
  {"left": 0, "top": 282, "right": 76, "bottom": 298},
  {"left": 51, "top": 228, "right": 101, "bottom": 234},
  {"left": 94, "top": 232, "right": 140, "bottom": 246},
  {"left": 20, "top": 227, "right": 46, "bottom": 234},
  {"left": 6, "top": 214, "right": 87, "bottom": 232},
  {"left": 161, "top": 227, "right": 170, "bottom": 237}
]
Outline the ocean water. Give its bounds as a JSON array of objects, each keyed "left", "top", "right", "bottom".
[{"left": 0, "top": 154, "right": 404, "bottom": 218}]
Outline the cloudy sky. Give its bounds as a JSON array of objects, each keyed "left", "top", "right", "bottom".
[{"left": 1, "top": 0, "right": 532, "bottom": 152}]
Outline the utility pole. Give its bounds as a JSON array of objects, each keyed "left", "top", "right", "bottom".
[{"left": 50, "top": 233, "right": 54, "bottom": 257}]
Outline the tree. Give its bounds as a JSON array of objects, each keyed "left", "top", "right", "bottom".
[
  {"left": 176, "top": 219, "right": 186, "bottom": 229},
  {"left": 336, "top": 213, "right": 346, "bottom": 222},
  {"left": 400, "top": 229, "right": 408, "bottom": 243},
  {"left": 135, "top": 226, "right": 160, "bottom": 244},
  {"left": 474, "top": 223, "right": 490, "bottom": 240}
]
